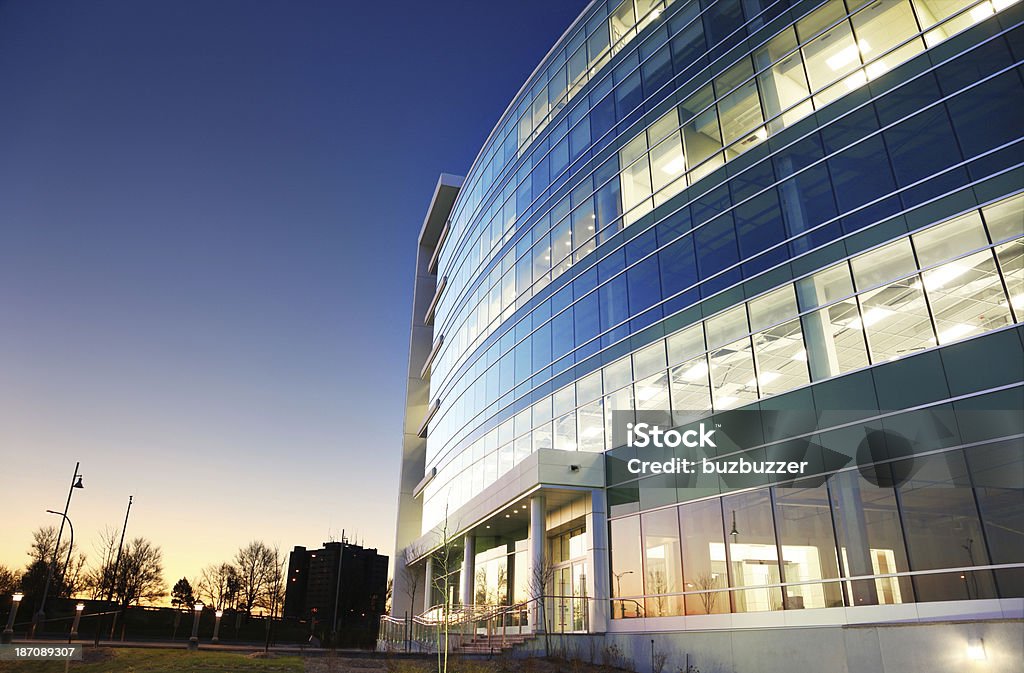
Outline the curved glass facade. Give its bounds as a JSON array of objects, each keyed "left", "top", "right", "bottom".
[{"left": 393, "top": 0, "right": 1023, "bottom": 636}]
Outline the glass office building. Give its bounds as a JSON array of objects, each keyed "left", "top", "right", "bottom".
[{"left": 391, "top": 0, "right": 1023, "bottom": 666}]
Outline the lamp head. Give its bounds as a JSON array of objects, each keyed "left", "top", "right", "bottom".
[
  {"left": 194, "top": 601, "right": 204, "bottom": 612},
  {"left": 215, "top": 609, "right": 224, "bottom": 618},
  {"left": 12, "top": 593, "right": 23, "bottom": 603},
  {"left": 76, "top": 603, "right": 85, "bottom": 612},
  {"left": 73, "top": 476, "right": 84, "bottom": 489}
]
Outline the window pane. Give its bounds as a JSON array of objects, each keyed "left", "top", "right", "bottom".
[
  {"left": 577, "top": 370, "right": 603, "bottom": 403},
  {"left": 858, "top": 276, "right": 936, "bottom": 362},
  {"left": 723, "top": 489, "right": 784, "bottom": 612},
  {"left": 797, "top": 262, "right": 856, "bottom": 310},
  {"left": 635, "top": 371, "right": 671, "bottom": 414},
  {"left": 851, "top": 0, "right": 923, "bottom": 60},
  {"left": 642, "top": 508, "right": 684, "bottom": 616},
  {"left": 555, "top": 411, "right": 578, "bottom": 451},
  {"left": 681, "top": 85, "right": 724, "bottom": 182},
  {"left": 633, "top": 340, "right": 668, "bottom": 379},
  {"left": 851, "top": 238, "right": 918, "bottom": 291},
  {"left": 710, "top": 337, "right": 758, "bottom": 410},
  {"left": 898, "top": 451, "right": 996, "bottom": 601},
  {"left": 755, "top": 27, "right": 813, "bottom": 133},
  {"left": 912, "top": 211, "right": 988, "bottom": 267},
  {"left": 995, "top": 240, "right": 1024, "bottom": 319},
  {"left": 982, "top": 192, "right": 1024, "bottom": 243},
  {"left": 706, "top": 305, "right": 749, "bottom": 349},
  {"left": 715, "top": 60, "right": 766, "bottom": 153},
  {"left": 667, "top": 323, "right": 706, "bottom": 365},
  {"left": 679, "top": 499, "right": 730, "bottom": 615},
  {"left": 753, "top": 319, "right": 810, "bottom": 396},
  {"left": 775, "top": 482, "right": 844, "bottom": 609},
  {"left": 911, "top": 0, "right": 977, "bottom": 29},
  {"left": 749, "top": 285, "right": 799, "bottom": 331},
  {"left": 605, "top": 387, "right": 634, "bottom": 450},
  {"left": 966, "top": 439, "right": 1024, "bottom": 598},
  {"left": 829, "top": 468, "right": 913, "bottom": 606},
  {"left": 604, "top": 356, "right": 633, "bottom": 391},
  {"left": 670, "top": 355, "right": 712, "bottom": 424},
  {"left": 650, "top": 131, "right": 687, "bottom": 205},
  {"left": 802, "top": 18, "right": 862, "bottom": 93},
  {"left": 577, "top": 398, "right": 605, "bottom": 452},
  {"left": 924, "top": 250, "right": 1013, "bottom": 344},
  {"left": 802, "top": 299, "right": 871, "bottom": 380},
  {"left": 610, "top": 515, "right": 644, "bottom": 618}
]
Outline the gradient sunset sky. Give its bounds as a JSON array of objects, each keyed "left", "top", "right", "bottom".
[{"left": 0, "top": 0, "right": 588, "bottom": 599}]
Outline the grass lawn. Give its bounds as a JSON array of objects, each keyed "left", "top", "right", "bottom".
[{"left": 0, "top": 647, "right": 304, "bottom": 673}]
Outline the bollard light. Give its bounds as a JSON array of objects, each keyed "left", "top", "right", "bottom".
[
  {"left": 70, "top": 604, "right": 85, "bottom": 641},
  {"left": 3, "top": 593, "right": 25, "bottom": 643},
  {"left": 212, "top": 609, "right": 224, "bottom": 643},
  {"left": 188, "top": 601, "right": 204, "bottom": 651}
]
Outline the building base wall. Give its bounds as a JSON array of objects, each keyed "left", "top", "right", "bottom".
[{"left": 514, "top": 618, "right": 1024, "bottom": 673}]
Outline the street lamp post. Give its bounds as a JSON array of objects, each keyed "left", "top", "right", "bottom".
[
  {"left": 32, "top": 462, "right": 84, "bottom": 638},
  {"left": 212, "top": 609, "right": 223, "bottom": 643},
  {"left": 613, "top": 571, "right": 634, "bottom": 619},
  {"left": 188, "top": 601, "right": 203, "bottom": 651},
  {"left": 69, "top": 603, "right": 84, "bottom": 641},
  {"left": 2, "top": 593, "right": 24, "bottom": 644},
  {"left": 45, "top": 511, "right": 75, "bottom": 586}
]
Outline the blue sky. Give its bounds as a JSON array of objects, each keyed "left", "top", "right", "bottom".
[{"left": 0, "top": 0, "right": 588, "bottom": 591}]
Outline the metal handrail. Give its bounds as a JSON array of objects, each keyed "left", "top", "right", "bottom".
[{"left": 378, "top": 594, "right": 608, "bottom": 653}]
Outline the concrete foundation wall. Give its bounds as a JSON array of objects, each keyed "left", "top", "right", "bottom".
[{"left": 515, "top": 620, "right": 1023, "bottom": 673}]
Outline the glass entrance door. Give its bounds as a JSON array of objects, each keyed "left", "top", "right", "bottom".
[{"left": 550, "top": 560, "right": 588, "bottom": 632}]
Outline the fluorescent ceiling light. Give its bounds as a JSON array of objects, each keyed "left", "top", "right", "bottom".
[
  {"left": 970, "top": 2, "right": 995, "bottom": 22},
  {"left": 865, "top": 59, "right": 889, "bottom": 80},
  {"left": 826, "top": 40, "right": 871, "bottom": 71},
  {"left": 661, "top": 154, "right": 686, "bottom": 174},
  {"left": 791, "top": 349, "right": 808, "bottom": 362},
  {"left": 938, "top": 322, "right": 976, "bottom": 343},
  {"left": 921, "top": 263, "right": 969, "bottom": 290},
  {"left": 582, "top": 426, "right": 603, "bottom": 439},
  {"left": 715, "top": 395, "right": 739, "bottom": 408},
  {"left": 848, "top": 306, "right": 893, "bottom": 330},
  {"left": 636, "top": 386, "right": 661, "bottom": 402},
  {"left": 681, "top": 360, "right": 709, "bottom": 381},
  {"left": 746, "top": 371, "right": 781, "bottom": 388}
]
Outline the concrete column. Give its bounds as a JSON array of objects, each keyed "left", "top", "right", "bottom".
[
  {"left": 423, "top": 556, "right": 434, "bottom": 614},
  {"left": 461, "top": 534, "right": 476, "bottom": 607},
  {"left": 586, "top": 489, "right": 610, "bottom": 633},
  {"left": 528, "top": 495, "right": 546, "bottom": 630}
]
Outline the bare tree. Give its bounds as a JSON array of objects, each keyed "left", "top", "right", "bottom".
[
  {"left": 529, "top": 552, "right": 555, "bottom": 656},
  {"left": 28, "top": 526, "right": 69, "bottom": 566},
  {"left": 254, "top": 546, "right": 285, "bottom": 616},
  {"left": 695, "top": 573, "right": 721, "bottom": 615},
  {"left": 397, "top": 542, "right": 425, "bottom": 616},
  {"left": 22, "top": 526, "right": 83, "bottom": 599},
  {"left": 0, "top": 565, "right": 20, "bottom": 595},
  {"left": 234, "top": 541, "right": 277, "bottom": 615},
  {"left": 196, "top": 563, "right": 240, "bottom": 610}
]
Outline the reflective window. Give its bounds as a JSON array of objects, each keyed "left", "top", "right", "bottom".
[
  {"left": 610, "top": 516, "right": 644, "bottom": 617},
  {"left": 830, "top": 469, "right": 913, "bottom": 606},
  {"left": 923, "top": 250, "right": 1013, "bottom": 344},
  {"left": 679, "top": 499, "right": 730, "bottom": 615},
  {"left": 898, "top": 451, "right": 997, "bottom": 601},
  {"left": 723, "top": 490, "right": 784, "bottom": 612},
  {"left": 912, "top": 211, "right": 988, "bottom": 267},
  {"left": 642, "top": 508, "right": 684, "bottom": 616},
  {"left": 851, "top": 239, "right": 917, "bottom": 291},
  {"left": 796, "top": 262, "right": 856, "bottom": 310},
  {"left": 753, "top": 319, "right": 810, "bottom": 395},
  {"left": 802, "top": 300, "right": 870, "bottom": 380},
  {"left": 857, "top": 275, "right": 936, "bottom": 362},
  {"left": 775, "top": 482, "right": 844, "bottom": 609}
]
